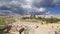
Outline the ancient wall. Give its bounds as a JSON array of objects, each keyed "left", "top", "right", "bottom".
[{"left": 9, "top": 22, "right": 60, "bottom": 34}]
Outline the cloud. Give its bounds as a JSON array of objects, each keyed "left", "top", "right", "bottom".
[
  {"left": 0, "top": 0, "right": 60, "bottom": 7},
  {"left": 46, "top": 11, "right": 51, "bottom": 15},
  {"left": 0, "top": 0, "right": 60, "bottom": 15},
  {"left": 38, "top": 8, "right": 46, "bottom": 12},
  {"left": 33, "top": 0, "right": 60, "bottom": 7}
]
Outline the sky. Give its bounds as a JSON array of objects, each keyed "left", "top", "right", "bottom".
[{"left": 0, "top": 0, "right": 60, "bottom": 15}]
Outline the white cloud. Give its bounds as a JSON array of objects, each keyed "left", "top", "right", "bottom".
[
  {"left": 22, "top": 5, "right": 32, "bottom": 9},
  {"left": 38, "top": 8, "right": 46, "bottom": 12},
  {"left": 25, "top": 0, "right": 33, "bottom": 5},
  {"left": 46, "top": 11, "right": 51, "bottom": 14}
]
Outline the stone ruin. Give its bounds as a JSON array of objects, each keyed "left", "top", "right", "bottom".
[
  {"left": 0, "top": 23, "right": 60, "bottom": 34},
  {"left": 9, "top": 23, "right": 60, "bottom": 34}
]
